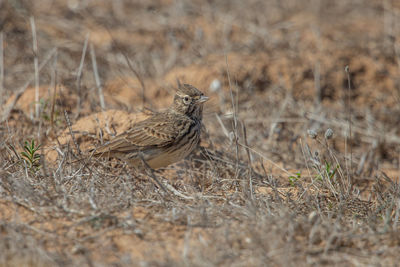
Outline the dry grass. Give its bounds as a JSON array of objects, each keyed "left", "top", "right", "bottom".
[{"left": 1, "top": 0, "right": 400, "bottom": 266}]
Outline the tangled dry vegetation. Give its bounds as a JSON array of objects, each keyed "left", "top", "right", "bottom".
[{"left": 1, "top": 0, "right": 400, "bottom": 266}]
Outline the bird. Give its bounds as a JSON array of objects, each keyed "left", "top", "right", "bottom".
[{"left": 92, "top": 84, "right": 209, "bottom": 169}]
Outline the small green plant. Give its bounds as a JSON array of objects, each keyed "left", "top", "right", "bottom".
[
  {"left": 39, "top": 98, "right": 50, "bottom": 121},
  {"left": 21, "top": 139, "right": 41, "bottom": 172},
  {"left": 315, "top": 161, "right": 338, "bottom": 182},
  {"left": 288, "top": 172, "right": 302, "bottom": 186},
  {"left": 325, "top": 161, "right": 338, "bottom": 180},
  {"left": 33, "top": 98, "right": 62, "bottom": 126}
]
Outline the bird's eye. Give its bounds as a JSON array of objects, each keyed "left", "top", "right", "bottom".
[{"left": 183, "top": 96, "right": 190, "bottom": 104}]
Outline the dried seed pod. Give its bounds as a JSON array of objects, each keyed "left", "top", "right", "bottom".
[
  {"left": 324, "top": 128, "right": 334, "bottom": 140},
  {"left": 307, "top": 129, "right": 318, "bottom": 139}
]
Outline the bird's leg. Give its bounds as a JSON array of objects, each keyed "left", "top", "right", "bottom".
[{"left": 138, "top": 152, "right": 168, "bottom": 195}]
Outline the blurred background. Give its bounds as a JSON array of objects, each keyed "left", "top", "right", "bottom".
[{"left": 1, "top": 0, "right": 399, "bottom": 175}]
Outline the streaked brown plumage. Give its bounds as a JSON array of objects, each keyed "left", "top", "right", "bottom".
[{"left": 93, "top": 84, "right": 208, "bottom": 169}]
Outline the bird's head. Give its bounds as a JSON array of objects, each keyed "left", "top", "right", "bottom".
[{"left": 172, "top": 84, "right": 208, "bottom": 119}]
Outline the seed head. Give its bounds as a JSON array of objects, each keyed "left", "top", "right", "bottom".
[
  {"left": 324, "top": 128, "right": 334, "bottom": 140},
  {"left": 307, "top": 129, "right": 318, "bottom": 139}
]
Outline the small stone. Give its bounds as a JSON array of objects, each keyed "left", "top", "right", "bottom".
[{"left": 209, "top": 79, "right": 222, "bottom": 92}]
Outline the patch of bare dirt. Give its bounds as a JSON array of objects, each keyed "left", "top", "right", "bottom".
[
  {"left": 103, "top": 77, "right": 172, "bottom": 110},
  {"left": 3, "top": 86, "right": 77, "bottom": 120}
]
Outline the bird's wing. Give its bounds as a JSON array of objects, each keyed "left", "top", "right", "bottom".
[{"left": 94, "top": 113, "right": 191, "bottom": 154}]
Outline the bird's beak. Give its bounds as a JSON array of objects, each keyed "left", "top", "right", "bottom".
[{"left": 198, "top": 95, "right": 209, "bottom": 103}]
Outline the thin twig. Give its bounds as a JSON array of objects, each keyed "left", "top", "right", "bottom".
[
  {"left": 215, "top": 113, "right": 230, "bottom": 138},
  {"left": 267, "top": 90, "right": 290, "bottom": 146},
  {"left": 242, "top": 121, "right": 254, "bottom": 200},
  {"left": 225, "top": 54, "right": 240, "bottom": 187},
  {"left": 75, "top": 33, "right": 90, "bottom": 118},
  {"left": 345, "top": 65, "right": 353, "bottom": 194},
  {"left": 297, "top": 139, "right": 319, "bottom": 201},
  {"left": 50, "top": 50, "right": 58, "bottom": 131},
  {"left": 64, "top": 110, "right": 82, "bottom": 156},
  {"left": 90, "top": 43, "right": 105, "bottom": 111},
  {"left": 0, "top": 32, "right": 4, "bottom": 105},
  {"left": 162, "top": 182, "right": 194, "bottom": 200},
  {"left": 30, "top": 16, "right": 40, "bottom": 119}
]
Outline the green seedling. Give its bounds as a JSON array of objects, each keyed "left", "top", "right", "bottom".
[
  {"left": 288, "top": 172, "right": 302, "bottom": 186},
  {"left": 315, "top": 161, "right": 338, "bottom": 182},
  {"left": 21, "top": 139, "right": 41, "bottom": 172}
]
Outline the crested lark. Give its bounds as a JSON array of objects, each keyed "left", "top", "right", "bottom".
[{"left": 93, "top": 84, "right": 208, "bottom": 169}]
